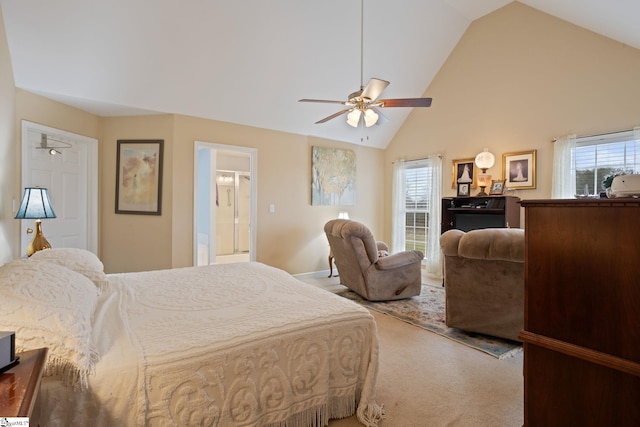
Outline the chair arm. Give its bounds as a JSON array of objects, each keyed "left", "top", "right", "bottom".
[
  {"left": 376, "top": 241, "right": 389, "bottom": 252},
  {"left": 440, "top": 229, "right": 465, "bottom": 257},
  {"left": 375, "top": 250, "right": 423, "bottom": 270}
]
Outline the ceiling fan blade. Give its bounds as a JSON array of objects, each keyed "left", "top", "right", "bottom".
[
  {"left": 299, "top": 99, "right": 346, "bottom": 105},
  {"left": 361, "top": 78, "right": 390, "bottom": 101},
  {"left": 378, "top": 98, "right": 432, "bottom": 108},
  {"left": 315, "top": 108, "right": 351, "bottom": 124},
  {"left": 370, "top": 107, "right": 389, "bottom": 125}
]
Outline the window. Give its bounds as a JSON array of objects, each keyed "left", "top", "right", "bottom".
[
  {"left": 403, "top": 161, "right": 433, "bottom": 254},
  {"left": 392, "top": 156, "right": 442, "bottom": 275},
  {"left": 574, "top": 130, "right": 640, "bottom": 194}
]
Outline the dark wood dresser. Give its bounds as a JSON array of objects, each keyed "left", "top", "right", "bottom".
[{"left": 519, "top": 199, "right": 640, "bottom": 427}]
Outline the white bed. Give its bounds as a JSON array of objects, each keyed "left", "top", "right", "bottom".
[{"left": 0, "top": 249, "right": 382, "bottom": 426}]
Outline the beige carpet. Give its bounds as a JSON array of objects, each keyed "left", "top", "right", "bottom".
[
  {"left": 329, "top": 310, "right": 524, "bottom": 427},
  {"left": 298, "top": 274, "right": 524, "bottom": 427}
]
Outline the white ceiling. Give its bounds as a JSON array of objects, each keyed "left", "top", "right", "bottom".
[{"left": 2, "top": 0, "right": 639, "bottom": 149}]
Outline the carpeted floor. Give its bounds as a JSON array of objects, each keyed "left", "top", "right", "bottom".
[
  {"left": 298, "top": 273, "right": 524, "bottom": 426},
  {"left": 336, "top": 284, "right": 522, "bottom": 359}
]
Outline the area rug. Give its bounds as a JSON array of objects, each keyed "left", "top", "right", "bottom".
[{"left": 337, "top": 285, "right": 522, "bottom": 359}]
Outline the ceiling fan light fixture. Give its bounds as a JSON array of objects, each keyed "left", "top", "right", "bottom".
[
  {"left": 298, "top": 0, "right": 432, "bottom": 130},
  {"left": 363, "top": 108, "right": 378, "bottom": 127},
  {"left": 346, "top": 109, "right": 361, "bottom": 127}
]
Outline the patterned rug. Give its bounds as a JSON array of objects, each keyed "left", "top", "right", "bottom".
[{"left": 337, "top": 285, "right": 522, "bottom": 359}]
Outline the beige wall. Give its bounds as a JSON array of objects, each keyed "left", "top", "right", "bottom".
[
  {"left": 169, "top": 115, "right": 384, "bottom": 275},
  {"left": 89, "top": 113, "right": 384, "bottom": 274},
  {"left": 5, "top": 93, "right": 383, "bottom": 274},
  {"left": 100, "top": 116, "right": 175, "bottom": 273},
  {"left": 383, "top": 2, "right": 640, "bottom": 242},
  {"left": 0, "top": 8, "right": 17, "bottom": 264}
]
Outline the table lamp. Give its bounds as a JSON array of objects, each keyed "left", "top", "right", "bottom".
[
  {"left": 15, "top": 187, "right": 57, "bottom": 257},
  {"left": 475, "top": 148, "right": 495, "bottom": 196}
]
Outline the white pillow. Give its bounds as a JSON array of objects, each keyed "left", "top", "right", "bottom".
[
  {"left": 30, "top": 248, "right": 109, "bottom": 291},
  {"left": 0, "top": 259, "right": 100, "bottom": 389}
]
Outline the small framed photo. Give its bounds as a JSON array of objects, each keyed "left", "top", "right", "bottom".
[
  {"left": 503, "top": 150, "right": 536, "bottom": 190},
  {"left": 489, "top": 179, "right": 506, "bottom": 195},
  {"left": 457, "top": 182, "right": 471, "bottom": 197},
  {"left": 115, "top": 140, "right": 164, "bottom": 215},
  {"left": 452, "top": 158, "right": 477, "bottom": 189}
]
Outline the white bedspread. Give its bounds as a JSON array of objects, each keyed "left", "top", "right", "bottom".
[{"left": 40, "top": 262, "right": 381, "bottom": 426}]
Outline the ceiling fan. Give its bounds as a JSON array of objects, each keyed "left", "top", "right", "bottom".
[{"left": 299, "top": 0, "right": 432, "bottom": 128}]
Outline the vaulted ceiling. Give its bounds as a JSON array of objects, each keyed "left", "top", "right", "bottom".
[{"left": 2, "top": 1, "right": 639, "bottom": 149}]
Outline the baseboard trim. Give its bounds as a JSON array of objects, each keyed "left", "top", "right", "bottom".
[{"left": 293, "top": 270, "right": 332, "bottom": 279}]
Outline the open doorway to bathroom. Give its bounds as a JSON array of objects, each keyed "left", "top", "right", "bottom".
[
  {"left": 215, "top": 170, "right": 251, "bottom": 263},
  {"left": 193, "top": 142, "right": 257, "bottom": 266}
]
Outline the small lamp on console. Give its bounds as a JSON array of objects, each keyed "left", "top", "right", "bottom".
[
  {"left": 475, "top": 148, "right": 495, "bottom": 196},
  {"left": 15, "top": 187, "right": 57, "bottom": 257}
]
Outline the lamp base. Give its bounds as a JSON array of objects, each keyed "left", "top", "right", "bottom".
[
  {"left": 26, "top": 220, "right": 52, "bottom": 257},
  {"left": 476, "top": 187, "right": 489, "bottom": 196}
]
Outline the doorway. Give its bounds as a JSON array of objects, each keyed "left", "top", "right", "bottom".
[
  {"left": 20, "top": 121, "right": 99, "bottom": 255},
  {"left": 194, "top": 142, "right": 257, "bottom": 266},
  {"left": 215, "top": 170, "right": 251, "bottom": 262}
]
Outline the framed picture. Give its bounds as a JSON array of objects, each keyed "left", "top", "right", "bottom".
[
  {"left": 115, "top": 140, "right": 164, "bottom": 215},
  {"left": 502, "top": 150, "right": 536, "bottom": 190},
  {"left": 452, "top": 158, "right": 477, "bottom": 189},
  {"left": 489, "top": 179, "right": 506, "bottom": 195},
  {"left": 457, "top": 182, "right": 471, "bottom": 197}
]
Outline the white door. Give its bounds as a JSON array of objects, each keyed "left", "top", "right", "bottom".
[
  {"left": 20, "top": 121, "right": 98, "bottom": 255},
  {"left": 237, "top": 173, "right": 251, "bottom": 253}
]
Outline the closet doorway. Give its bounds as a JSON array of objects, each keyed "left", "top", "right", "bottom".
[{"left": 193, "top": 142, "right": 257, "bottom": 266}]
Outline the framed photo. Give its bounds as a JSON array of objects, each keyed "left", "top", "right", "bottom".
[
  {"left": 115, "top": 140, "right": 164, "bottom": 215},
  {"left": 452, "top": 158, "right": 477, "bottom": 189},
  {"left": 503, "top": 150, "right": 536, "bottom": 190},
  {"left": 489, "top": 179, "right": 506, "bottom": 195},
  {"left": 457, "top": 182, "right": 471, "bottom": 197}
]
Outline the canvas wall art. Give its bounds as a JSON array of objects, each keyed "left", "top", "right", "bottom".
[{"left": 311, "top": 146, "right": 356, "bottom": 206}]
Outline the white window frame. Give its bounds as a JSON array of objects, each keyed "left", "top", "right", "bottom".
[
  {"left": 574, "top": 129, "right": 640, "bottom": 195},
  {"left": 392, "top": 155, "right": 442, "bottom": 276}
]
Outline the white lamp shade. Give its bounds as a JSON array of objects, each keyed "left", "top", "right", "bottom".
[
  {"left": 475, "top": 148, "right": 495, "bottom": 170},
  {"left": 14, "top": 187, "right": 56, "bottom": 219},
  {"left": 346, "top": 109, "right": 361, "bottom": 127},
  {"left": 363, "top": 108, "right": 379, "bottom": 127}
]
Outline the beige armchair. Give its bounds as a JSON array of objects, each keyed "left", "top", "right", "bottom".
[
  {"left": 324, "top": 219, "right": 423, "bottom": 301},
  {"left": 440, "top": 228, "right": 524, "bottom": 341}
]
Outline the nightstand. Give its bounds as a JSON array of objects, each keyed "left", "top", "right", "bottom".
[{"left": 0, "top": 347, "right": 48, "bottom": 424}]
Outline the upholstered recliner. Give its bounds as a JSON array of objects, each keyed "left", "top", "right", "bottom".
[
  {"left": 440, "top": 228, "right": 524, "bottom": 341},
  {"left": 324, "top": 219, "right": 423, "bottom": 301}
]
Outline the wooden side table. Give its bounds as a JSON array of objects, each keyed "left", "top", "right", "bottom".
[{"left": 0, "top": 347, "right": 48, "bottom": 423}]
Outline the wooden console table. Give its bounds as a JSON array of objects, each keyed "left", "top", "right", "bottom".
[
  {"left": 0, "top": 347, "right": 47, "bottom": 423},
  {"left": 520, "top": 199, "right": 640, "bottom": 426}
]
